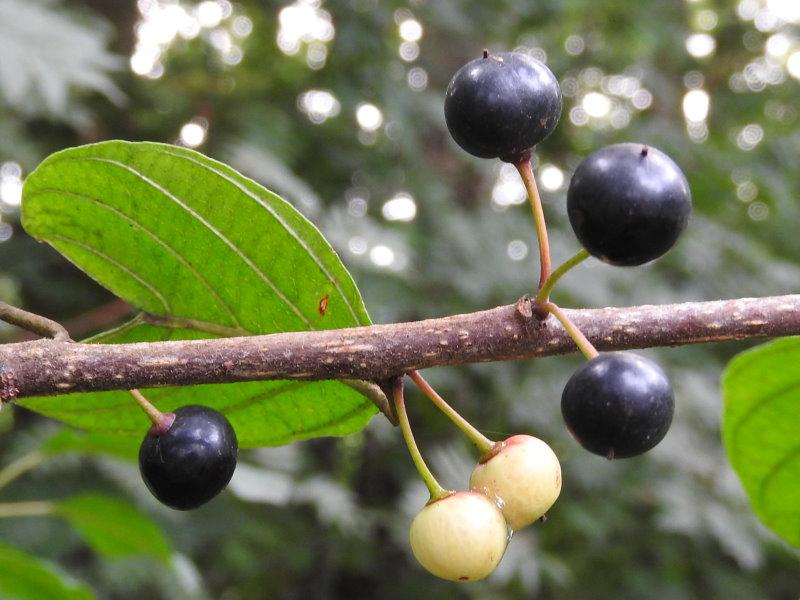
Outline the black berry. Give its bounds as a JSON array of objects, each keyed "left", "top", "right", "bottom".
[
  {"left": 567, "top": 143, "right": 692, "bottom": 266},
  {"left": 444, "top": 51, "right": 562, "bottom": 163},
  {"left": 561, "top": 353, "right": 674, "bottom": 459},
  {"left": 139, "top": 405, "right": 238, "bottom": 510}
]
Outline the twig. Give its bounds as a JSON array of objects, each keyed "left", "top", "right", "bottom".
[
  {"left": 0, "top": 301, "right": 71, "bottom": 342},
  {"left": 0, "top": 295, "right": 795, "bottom": 402}
]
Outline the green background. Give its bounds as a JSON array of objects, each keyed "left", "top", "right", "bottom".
[{"left": 0, "top": 0, "right": 797, "bottom": 597}]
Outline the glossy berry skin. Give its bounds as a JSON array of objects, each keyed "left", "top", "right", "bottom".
[
  {"left": 445, "top": 51, "right": 562, "bottom": 163},
  {"left": 409, "top": 491, "right": 508, "bottom": 582},
  {"left": 139, "top": 405, "right": 238, "bottom": 510},
  {"left": 567, "top": 143, "right": 691, "bottom": 266},
  {"left": 470, "top": 435, "right": 561, "bottom": 530},
  {"left": 561, "top": 353, "right": 674, "bottom": 459}
]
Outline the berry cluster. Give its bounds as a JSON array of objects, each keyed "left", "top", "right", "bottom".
[
  {"left": 444, "top": 49, "right": 689, "bottom": 462},
  {"left": 397, "top": 376, "right": 561, "bottom": 582},
  {"left": 123, "top": 49, "right": 691, "bottom": 578},
  {"left": 401, "top": 49, "right": 691, "bottom": 582}
]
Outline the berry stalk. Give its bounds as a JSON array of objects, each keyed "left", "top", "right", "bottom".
[
  {"left": 392, "top": 378, "right": 449, "bottom": 500},
  {"left": 516, "top": 160, "right": 552, "bottom": 291},
  {"left": 535, "top": 248, "right": 590, "bottom": 304},
  {"left": 543, "top": 302, "right": 599, "bottom": 360},
  {"left": 129, "top": 389, "right": 174, "bottom": 433},
  {"left": 408, "top": 370, "right": 494, "bottom": 455}
]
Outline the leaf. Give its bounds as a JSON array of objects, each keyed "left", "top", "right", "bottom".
[
  {"left": 0, "top": 541, "right": 95, "bottom": 599},
  {"left": 722, "top": 337, "right": 800, "bottom": 547},
  {"left": 56, "top": 494, "right": 172, "bottom": 562},
  {"left": 42, "top": 428, "right": 140, "bottom": 462},
  {"left": 21, "top": 141, "right": 376, "bottom": 446}
]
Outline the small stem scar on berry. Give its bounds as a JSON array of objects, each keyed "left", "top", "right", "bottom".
[
  {"left": 535, "top": 249, "right": 591, "bottom": 304},
  {"left": 129, "top": 389, "right": 175, "bottom": 433},
  {"left": 392, "top": 378, "right": 449, "bottom": 501},
  {"left": 408, "top": 370, "right": 494, "bottom": 455},
  {"left": 516, "top": 160, "right": 552, "bottom": 292},
  {"left": 542, "top": 302, "right": 599, "bottom": 360}
]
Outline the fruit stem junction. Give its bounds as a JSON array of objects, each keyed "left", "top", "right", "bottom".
[
  {"left": 516, "top": 160, "right": 552, "bottom": 293},
  {"left": 534, "top": 248, "right": 591, "bottom": 304},
  {"left": 408, "top": 370, "right": 494, "bottom": 455},
  {"left": 129, "top": 389, "right": 175, "bottom": 433},
  {"left": 392, "top": 378, "right": 449, "bottom": 500},
  {"left": 542, "top": 302, "right": 599, "bottom": 360}
]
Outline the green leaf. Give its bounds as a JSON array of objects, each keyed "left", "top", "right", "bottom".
[
  {"left": 56, "top": 494, "right": 172, "bottom": 562},
  {"left": 42, "top": 428, "right": 139, "bottom": 461},
  {"left": 0, "top": 541, "right": 95, "bottom": 599},
  {"left": 20, "top": 141, "right": 376, "bottom": 446},
  {"left": 722, "top": 337, "right": 800, "bottom": 547}
]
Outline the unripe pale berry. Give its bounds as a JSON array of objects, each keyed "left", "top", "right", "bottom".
[
  {"left": 409, "top": 491, "right": 508, "bottom": 582},
  {"left": 470, "top": 435, "right": 561, "bottom": 530}
]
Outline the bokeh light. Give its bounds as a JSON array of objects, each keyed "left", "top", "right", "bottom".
[
  {"left": 355, "top": 103, "right": 383, "bottom": 132},
  {"left": 298, "top": 90, "right": 340, "bottom": 124},
  {"left": 382, "top": 193, "right": 417, "bottom": 222}
]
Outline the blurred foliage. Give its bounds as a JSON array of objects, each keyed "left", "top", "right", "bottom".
[{"left": 0, "top": 0, "right": 798, "bottom": 598}]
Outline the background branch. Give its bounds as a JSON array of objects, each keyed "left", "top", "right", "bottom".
[
  {"left": 0, "top": 301, "right": 71, "bottom": 342},
  {"left": 0, "top": 295, "right": 796, "bottom": 406}
]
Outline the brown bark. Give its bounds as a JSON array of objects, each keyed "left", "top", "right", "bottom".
[{"left": 0, "top": 295, "right": 797, "bottom": 407}]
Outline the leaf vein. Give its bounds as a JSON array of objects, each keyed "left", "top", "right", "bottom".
[
  {"left": 756, "top": 440, "right": 800, "bottom": 509},
  {"left": 159, "top": 148, "right": 363, "bottom": 324},
  {"left": 48, "top": 234, "right": 170, "bottom": 313},
  {"left": 57, "top": 156, "right": 313, "bottom": 330},
  {"left": 728, "top": 380, "right": 800, "bottom": 455},
  {"left": 27, "top": 188, "right": 243, "bottom": 329}
]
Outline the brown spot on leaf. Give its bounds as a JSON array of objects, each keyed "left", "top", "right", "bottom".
[{"left": 318, "top": 295, "right": 329, "bottom": 317}]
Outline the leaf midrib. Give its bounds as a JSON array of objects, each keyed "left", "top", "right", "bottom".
[{"left": 38, "top": 148, "right": 367, "bottom": 328}]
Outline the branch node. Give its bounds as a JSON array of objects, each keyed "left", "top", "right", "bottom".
[{"left": 515, "top": 295, "right": 533, "bottom": 319}]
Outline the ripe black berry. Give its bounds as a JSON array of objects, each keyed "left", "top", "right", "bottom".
[
  {"left": 444, "top": 51, "right": 562, "bottom": 163},
  {"left": 567, "top": 143, "right": 691, "bottom": 266},
  {"left": 139, "top": 405, "right": 238, "bottom": 510},
  {"left": 561, "top": 353, "right": 674, "bottom": 459}
]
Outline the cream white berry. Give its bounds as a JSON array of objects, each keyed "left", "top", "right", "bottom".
[
  {"left": 409, "top": 491, "right": 508, "bottom": 582},
  {"left": 469, "top": 435, "right": 561, "bottom": 531}
]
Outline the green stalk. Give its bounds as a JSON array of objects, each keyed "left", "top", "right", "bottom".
[
  {"left": 408, "top": 370, "right": 494, "bottom": 455},
  {"left": 516, "top": 159, "right": 552, "bottom": 290},
  {"left": 392, "top": 379, "right": 448, "bottom": 500},
  {"left": 129, "top": 389, "right": 174, "bottom": 433},
  {"left": 535, "top": 248, "right": 590, "bottom": 304},
  {"left": 544, "top": 302, "right": 600, "bottom": 360}
]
